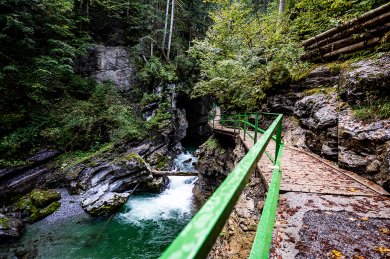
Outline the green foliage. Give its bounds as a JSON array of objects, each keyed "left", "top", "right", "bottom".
[
  {"left": 137, "top": 57, "right": 177, "bottom": 87},
  {"left": 146, "top": 102, "right": 173, "bottom": 131},
  {"left": 57, "top": 143, "right": 114, "bottom": 170},
  {"left": 302, "top": 87, "right": 336, "bottom": 97},
  {"left": 140, "top": 93, "right": 162, "bottom": 107},
  {"left": 353, "top": 97, "right": 390, "bottom": 121},
  {"left": 201, "top": 137, "right": 218, "bottom": 152},
  {"left": 290, "top": 0, "right": 389, "bottom": 39},
  {"left": 0, "top": 82, "right": 144, "bottom": 161},
  {"left": 190, "top": 0, "right": 388, "bottom": 110},
  {"left": 190, "top": 2, "right": 304, "bottom": 110}
]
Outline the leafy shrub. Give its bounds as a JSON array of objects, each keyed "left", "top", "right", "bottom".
[
  {"left": 137, "top": 56, "right": 177, "bottom": 87},
  {"left": 353, "top": 97, "right": 390, "bottom": 121},
  {"left": 146, "top": 102, "right": 172, "bottom": 131}
]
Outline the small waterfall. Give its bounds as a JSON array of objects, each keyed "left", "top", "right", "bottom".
[{"left": 117, "top": 151, "right": 197, "bottom": 224}]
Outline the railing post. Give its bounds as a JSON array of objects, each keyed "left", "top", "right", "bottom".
[
  {"left": 254, "top": 113, "right": 258, "bottom": 144},
  {"left": 244, "top": 113, "right": 247, "bottom": 141},
  {"left": 275, "top": 119, "right": 282, "bottom": 164},
  {"left": 233, "top": 113, "right": 236, "bottom": 135},
  {"left": 238, "top": 114, "right": 241, "bottom": 135}
]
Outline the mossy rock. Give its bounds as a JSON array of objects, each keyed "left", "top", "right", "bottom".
[
  {"left": 13, "top": 189, "right": 61, "bottom": 222},
  {"left": 116, "top": 152, "right": 145, "bottom": 165},
  {"left": 30, "top": 189, "right": 61, "bottom": 207},
  {"left": 155, "top": 154, "right": 170, "bottom": 170},
  {"left": 30, "top": 201, "right": 61, "bottom": 222},
  {"left": 0, "top": 216, "right": 10, "bottom": 229}
]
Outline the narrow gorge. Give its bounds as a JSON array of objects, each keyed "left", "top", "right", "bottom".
[{"left": 0, "top": 1, "right": 389, "bottom": 258}]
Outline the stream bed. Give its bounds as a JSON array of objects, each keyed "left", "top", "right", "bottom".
[{"left": 1, "top": 152, "right": 198, "bottom": 259}]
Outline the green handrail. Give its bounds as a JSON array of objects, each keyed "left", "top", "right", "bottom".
[{"left": 161, "top": 111, "right": 283, "bottom": 259}]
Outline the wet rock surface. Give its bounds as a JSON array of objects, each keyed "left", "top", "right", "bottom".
[
  {"left": 339, "top": 55, "right": 390, "bottom": 105},
  {"left": 0, "top": 214, "right": 24, "bottom": 243},
  {"left": 193, "top": 135, "right": 243, "bottom": 204},
  {"left": 81, "top": 191, "right": 130, "bottom": 215},
  {"left": 271, "top": 192, "right": 390, "bottom": 258},
  {"left": 65, "top": 149, "right": 170, "bottom": 216},
  {"left": 296, "top": 210, "right": 390, "bottom": 259}
]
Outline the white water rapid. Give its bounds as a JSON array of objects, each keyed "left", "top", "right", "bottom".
[{"left": 117, "top": 151, "right": 198, "bottom": 224}]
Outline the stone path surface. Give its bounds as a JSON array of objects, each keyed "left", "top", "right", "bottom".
[{"left": 209, "top": 109, "right": 390, "bottom": 258}]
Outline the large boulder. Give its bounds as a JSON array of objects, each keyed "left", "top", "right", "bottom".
[
  {"left": 70, "top": 150, "right": 169, "bottom": 216},
  {"left": 81, "top": 191, "right": 130, "bottom": 216}
]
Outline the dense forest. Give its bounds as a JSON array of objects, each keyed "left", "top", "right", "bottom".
[{"left": 0, "top": 0, "right": 388, "bottom": 166}]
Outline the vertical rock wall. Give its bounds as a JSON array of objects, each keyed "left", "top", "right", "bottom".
[{"left": 75, "top": 45, "right": 137, "bottom": 93}]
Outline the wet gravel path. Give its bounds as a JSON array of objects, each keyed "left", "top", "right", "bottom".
[{"left": 297, "top": 210, "right": 390, "bottom": 259}]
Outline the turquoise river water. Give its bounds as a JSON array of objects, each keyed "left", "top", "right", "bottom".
[{"left": 1, "top": 152, "right": 198, "bottom": 259}]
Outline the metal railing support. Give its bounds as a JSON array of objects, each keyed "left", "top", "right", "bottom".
[
  {"left": 254, "top": 113, "right": 258, "bottom": 144},
  {"left": 275, "top": 120, "right": 282, "bottom": 162},
  {"left": 249, "top": 143, "right": 284, "bottom": 259},
  {"left": 244, "top": 113, "right": 247, "bottom": 141}
]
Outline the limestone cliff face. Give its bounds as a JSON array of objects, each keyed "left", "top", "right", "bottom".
[
  {"left": 75, "top": 45, "right": 137, "bottom": 93},
  {"left": 264, "top": 53, "right": 390, "bottom": 191}
]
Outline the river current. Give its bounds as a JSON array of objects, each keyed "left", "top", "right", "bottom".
[{"left": 1, "top": 152, "right": 198, "bottom": 259}]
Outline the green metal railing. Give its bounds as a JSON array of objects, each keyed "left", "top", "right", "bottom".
[{"left": 160, "top": 109, "right": 284, "bottom": 259}]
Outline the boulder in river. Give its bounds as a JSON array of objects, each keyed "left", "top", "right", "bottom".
[{"left": 81, "top": 191, "right": 130, "bottom": 216}]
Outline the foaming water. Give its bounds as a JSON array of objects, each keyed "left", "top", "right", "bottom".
[
  {"left": 117, "top": 175, "right": 197, "bottom": 224},
  {"left": 172, "top": 151, "right": 197, "bottom": 172}
]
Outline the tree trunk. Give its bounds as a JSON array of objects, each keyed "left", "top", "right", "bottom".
[
  {"left": 303, "top": 3, "right": 390, "bottom": 47},
  {"left": 301, "top": 23, "right": 390, "bottom": 61},
  {"left": 279, "top": 0, "right": 285, "bottom": 14},
  {"left": 302, "top": 37, "right": 381, "bottom": 62},
  {"left": 167, "top": 0, "right": 175, "bottom": 61},
  {"left": 162, "top": 0, "right": 170, "bottom": 54}
]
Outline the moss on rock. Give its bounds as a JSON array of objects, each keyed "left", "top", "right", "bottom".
[
  {"left": 0, "top": 217, "right": 10, "bottom": 229},
  {"left": 30, "top": 201, "right": 61, "bottom": 222},
  {"left": 155, "top": 154, "right": 170, "bottom": 170},
  {"left": 13, "top": 189, "right": 61, "bottom": 222},
  {"left": 30, "top": 189, "right": 61, "bottom": 207}
]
